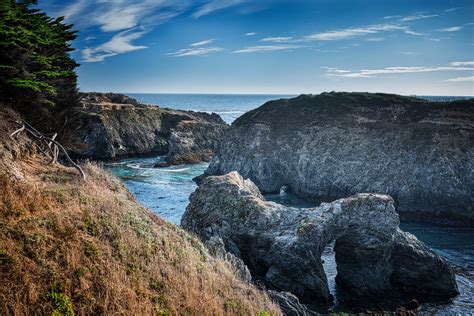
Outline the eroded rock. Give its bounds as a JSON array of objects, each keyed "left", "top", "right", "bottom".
[{"left": 182, "top": 172, "right": 458, "bottom": 308}]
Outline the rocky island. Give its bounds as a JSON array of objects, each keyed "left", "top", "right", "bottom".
[
  {"left": 205, "top": 92, "right": 474, "bottom": 226},
  {"left": 58, "top": 92, "right": 229, "bottom": 164},
  {"left": 183, "top": 171, "right": 458, "bottom": 313}
]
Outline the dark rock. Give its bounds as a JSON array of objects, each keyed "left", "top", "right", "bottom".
[
  {"left": 58, "top": 93, "right": 229, "bottom": 163},
  {"left": 154, "top": 162, "right": 170, "bottom": 168},
  {"left": 206, "top": 92, "right": 474, "bottom": 226},
  {"left": 182, "top": 172, "right": 458, "bottom": 308},
  {"left": 268, "top": 291, "right": 316, "bottom": 316}
]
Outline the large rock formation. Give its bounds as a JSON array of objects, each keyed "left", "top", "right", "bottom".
[
  {"left": 58, "top": 93, "right": 228, "bottom": 164},
  {"left": 182, "top": 172, "right": 458, "bottom": 311},
  {"left": 206, "top": 92, "right": 474, "bottom": 226}
]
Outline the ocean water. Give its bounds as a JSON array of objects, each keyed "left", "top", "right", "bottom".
[{"left": 105, "top": 93, "right": 473, "bottom": 314}]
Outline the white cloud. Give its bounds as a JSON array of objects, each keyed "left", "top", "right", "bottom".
[
  {"left": 324, "top": 63, "right": 474, "bottom": 78},
  {"left": 167, "top": 47, "right": 224, "bottom": 57},
  {"left": 190, "top": 39, "right": 216, "bottom": 47},
  {"left": 232, "top": 45, "right": 300, "bottom": 53},
  {"left": 261, "top": 36, "right": 293, "bottom": 43},
  {"left": 449, "top": 61, "right": 474, "bottom": 66},
  {"left": 82, "top": 30, "right": 147, "bottom": 62},
  {"left": 438, "top": 26, "right": 462, "bottom": 32},
  {"left": 444, "top": 76, "right": 474, "bottom": 82},
  {"left": 404, "top": 30, "right": 423, "bottom": 36},
  {"left": 245, "top": 32, "right": 256, "bottom": 36},
  {"left": 305, "top": 24, "right": 410, "bottom": 41},
  {"left": 57, "top": 0, "right": 187, "bottom": 32},
  {"left": 366, "top": 37, "right": 384, "bottom": 42},
  {"left": 192, "top": 0, "right": 245, "bottom": 19},
  {"left": 399, "top": 14, "right": 438, "bottom": 22}
]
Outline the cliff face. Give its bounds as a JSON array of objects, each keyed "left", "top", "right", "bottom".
[
  {"left": 59, "top": 93, "right": 228, "bottom": 164},
  {"left": 0, "top": 106, "right": 279, "bottom": 315},
  {"left": 206, "top": 92, "right": 474, "bottom": 226}
]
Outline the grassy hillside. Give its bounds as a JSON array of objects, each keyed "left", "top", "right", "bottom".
[{"left": 0, "top": 106, "right": 280, "bottom": 315}]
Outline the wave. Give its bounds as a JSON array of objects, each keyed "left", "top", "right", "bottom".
[{"left": 160, "top": 167, "right": 190, "bottom": 173}]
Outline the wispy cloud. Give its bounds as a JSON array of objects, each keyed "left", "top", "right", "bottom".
[
  {"left": 366, "top": 37, "right": 384, "bottom": 42},
  {"left": 449, "top": 61, "right": 474, "bottom": 66},
  {"left": 58, "top": 0, "right": 186, "bottom": 32},
  {"left": 167, "top": 47, "right": 224, "bottom": 57},
  {"left": 245, "top": 32, "right": 256, "bottom": 36},
  {"left": 261, "top": 36, "right": 293, "bottom": 43},
  {"left": 192, "top": 0, "right": 246, "bottom": 19},
  {"left": 438, "top": 26, "right": 463, "bottom": 32},
  {"left": 190, "top": 39, "right": 216, "bottom": 46},
  {"left": 233, "top": 45, "right": 300, "bottom": 53},
  {"left": 399, "top": 14, "right": 438, "bottom": 22},
  {"left": 305, "top": 24, "right": 412, "bottom": 41},
  {"left": 444, "top": 76, "right": 474, "bottom": 82},
  {"left": 401, "top": 51, "right": 422, "bottom": 55},
  {"left": 82, "top": 30, "right": 147, "bottom": 62},
  {"left": 324, "top": 63, "right": 474, "bottom": 78}
]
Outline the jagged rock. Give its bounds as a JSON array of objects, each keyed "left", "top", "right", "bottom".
[
  {"left": 58, "top": 93, "right": 228, "bottom": 163},
  {"left": 204, "top": 236, "right": 252, "bottom": 282},
  {"left": 205, "top": 92, "right": 474, "bottom": 226},
  {"left": 182, "top": 172, "right": 458, "bottom": 308},
  {"left": 268, "top": 291, "right": 316, "bottom": 316}
]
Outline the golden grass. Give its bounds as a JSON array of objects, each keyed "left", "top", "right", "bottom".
[{"left": 0, "top": 107, "right": 281, "bottom": 315}]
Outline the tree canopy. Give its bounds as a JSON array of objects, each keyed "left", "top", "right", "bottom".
[{"left": 0, "top": 0, "right": 78, "bottom": 115}]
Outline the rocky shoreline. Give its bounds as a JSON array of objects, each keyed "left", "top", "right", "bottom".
[
  {"left": 58, "top": 93, "right": 229, "bottom": 164},
  {"left": 182, "top": 171, "right": 458, "bottom": 313},
  {"left": 205, "top": 92, "right": 474, "bottom": 226}
]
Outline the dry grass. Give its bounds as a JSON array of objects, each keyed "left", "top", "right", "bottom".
[{"left": 0, "top": 107, "right": 281, "bottom": 315}]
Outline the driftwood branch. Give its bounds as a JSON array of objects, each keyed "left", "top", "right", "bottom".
[{"left": 9, "top": 120, "right": 86, "bottom": 180}]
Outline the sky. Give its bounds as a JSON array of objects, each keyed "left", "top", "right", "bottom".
[{"left": 39, "top": 0, "right": 474, "bottom": 96}]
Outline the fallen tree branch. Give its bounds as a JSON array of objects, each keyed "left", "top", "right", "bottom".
[{"left": 9, "top": 120, "right": 86, "bottom": 180}]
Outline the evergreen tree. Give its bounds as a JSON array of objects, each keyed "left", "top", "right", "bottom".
[{"left": 0, "top": 0, "right": 78, "bottom": 118}]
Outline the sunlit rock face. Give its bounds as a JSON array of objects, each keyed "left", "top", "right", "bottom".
[
  {"left": 58, "top": 92, "right": 228, "bottom": 164},
  {"left": 206, "top": 92, "right": 474, "bottom": 226},
  {"left": 182, "top": 172, "right": 458, "bottom": 308}
]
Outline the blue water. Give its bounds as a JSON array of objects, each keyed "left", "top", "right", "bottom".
[{"left": 106, "top": 93, "right": 473, "bottom": 314}]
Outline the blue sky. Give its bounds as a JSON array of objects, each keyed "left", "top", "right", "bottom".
[{"left": 39, "top": 0, "right": 474, "bottom": 95}]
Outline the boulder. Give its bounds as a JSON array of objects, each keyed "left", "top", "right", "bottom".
[
  {"left": 205, "top": 92, "right": 474, "bottom": 226},
  {"left": 182, "top": 172, "right": 458, "bottom": 309}
]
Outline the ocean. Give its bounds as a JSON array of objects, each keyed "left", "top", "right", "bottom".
[{"left": 105, "top": 93, "right": 473, "bottom": 314}]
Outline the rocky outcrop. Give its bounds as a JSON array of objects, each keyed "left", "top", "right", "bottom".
[
  {"left": 182, "top": 172, "right": 458, "bottom": 310},
  {"left": 206, "top": 92, "right": 474, "bottom": 226},
  {"left": 58, "top": 93, "right": 228, "bottom": 163}
]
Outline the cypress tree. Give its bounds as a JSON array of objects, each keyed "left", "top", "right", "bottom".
[{"left": 0, "top": 0, "right": 79, "bottom": 123}]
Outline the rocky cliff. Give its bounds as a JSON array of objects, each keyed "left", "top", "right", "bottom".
[
  {"left": 206, "top": 92, "right": 474, "bottom": 226},
  {"left": 58, "top": 93, "right": 228, "bottom": 164},
  {"left": 182, "top": 172, "right": 458, "bottom": 312}
]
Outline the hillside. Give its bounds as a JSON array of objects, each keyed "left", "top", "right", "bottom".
[{"left": 0, "top": 106, "right": 279, "bottom": 315}]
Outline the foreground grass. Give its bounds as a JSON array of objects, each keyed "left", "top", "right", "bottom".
[{"left": 0, "top": 107, "right": 280, "bottom": 315}]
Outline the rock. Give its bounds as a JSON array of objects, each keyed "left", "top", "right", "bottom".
[
  {"left": 182, "top": 172, "right": 458, "bottom": 309},
  {"left": 154, "top": 162, "right": 170, "bottom": 168},
  {"left": 58, "top": 93, "right": 228, "bottom": 163},
  {"left": 206, "top": 92, "right": 474, "bottom": 226},
  {"left": 268, "top": 291, "right": 316, "bottom": 316}
]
